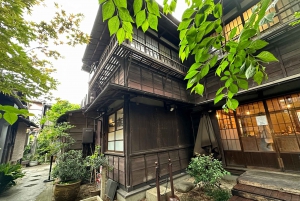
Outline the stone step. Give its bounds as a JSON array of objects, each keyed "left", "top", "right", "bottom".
[
  {"left": 237, "top": 171, "right": 300, "bottom": 195},
  {"left": 229, "top": 195, "right": 255, "bottom": 201},
  {"left": 231, "top": 184, "right": 300, "bottom": 201}
]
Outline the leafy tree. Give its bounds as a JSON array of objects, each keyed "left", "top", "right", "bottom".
[
  {"left": 0, "top": 0, "right": 89, "bottom": 124},
  {"left": 37, "top": 99, "right": 80, "bottom": 157},
  {"left": 98, "top": 0, "right": 282, "bottom": 111},
  {"left": 290, "top": 12, "right": 300, "bottom": 26}
]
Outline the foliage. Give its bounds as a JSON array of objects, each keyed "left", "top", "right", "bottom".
[
  {"left": 40, "top": 99, "right": 80, "bottom": 124},
  {"left": 204, "top": 186, "right": 231, "bottom": 201},
  {"left": 186, "top": 154, "right": 229, "bottom": 188},
  {"left": 86, "top": 145, "right": 112, "bottom": 184},
  {"left": 0, "top": 0, "right": 88, "bottom": 125},
  {"left": 0, "top": 163, "right": 25, "bottom": 194},
  {"left": 290, "top": 12, "right": 300, "bottom": 26},
  {"left": 37, "top": 99, "right": 79, "bottom": 156},
  {"left": 37, "top": 122, "right": 75, "bottom": 156},
  {"left": 0, "top": 104, "right": 34, "bottom": 125},
  {"left": 52, "top": 150, "right": 88, "bottom": 183},
  {"left": 99, "top": 0, "right": 280, "bottom": 112}
]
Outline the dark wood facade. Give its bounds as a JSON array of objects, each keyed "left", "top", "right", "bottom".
[{"left": 78, "top": 0, "right": 300, "bottom": 195}]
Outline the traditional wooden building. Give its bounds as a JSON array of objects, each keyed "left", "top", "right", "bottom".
[
  {"left": 190, "top": 0, "right": 300, "bottom": 172},
  {"left": 0, "top": 93, "right": 38, "bottom": 164},
  {"left": 75, "top": 0, "right": 300, "bottom": 199}
]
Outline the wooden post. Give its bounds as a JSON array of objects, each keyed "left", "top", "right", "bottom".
[{"left": 101, "top": 166, "right": 107, "bottom": 199}]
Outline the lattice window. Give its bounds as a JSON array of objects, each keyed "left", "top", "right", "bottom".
[
  {"left": 216, "top": 110, "right": 241, "bottom": 151},
  {"left": 108, "top": 109, "right": 124, "bottom": 152}
]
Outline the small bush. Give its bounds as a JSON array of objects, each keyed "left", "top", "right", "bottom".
[
  {"left": 204, "top": 186, "right": 231, "bottom": 201},
  {"left": 0, "top": 163, "right": 25, "bottom": 193},
  {"left": 186, "top": 154, "right": 230, "bottom": 187}
]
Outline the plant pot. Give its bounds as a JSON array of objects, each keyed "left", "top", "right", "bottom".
[
  {"left": 54, "top": 180, "right": 81, "bottom": 201},
  {"left": 29, "top": 161, "right": 38, "bottom": 166},
  {"left": 90, "top": 189, "right": 100, "bottom": 197}
]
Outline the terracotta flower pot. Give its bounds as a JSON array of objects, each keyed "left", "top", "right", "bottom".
[{"left": 53, "top": 180, "right": 81, "bottom": 201}]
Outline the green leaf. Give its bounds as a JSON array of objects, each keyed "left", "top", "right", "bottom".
[
  {"left": 229, "top": 83, "right": 238, "bottom": 93},
  {"left": 249, "top": 39, "right": 269, "bottom": 50},
  {"left": 213, "top": 3, "right": 222, "bottom": 18},
  {"left": 225, "top": 77, "right": 233, "bottom": 88},
  {"left": 184, "top": 70, "right": 198, "bottom": 80},
  {"left": 188, "top": 63, "right": 201, "bottom": 72},
  {"left": 228, "top": 91, "right": 234, "bottom": 99},
  {"left": 3, "top": 112, "right": 18, "bottom": 125},
  {"left": 194, "top": 83, "right": 204, "bottom": 95},
  {"left": 245, "top": 64, "right": 256, "bottom": 79},
  {"left": 116, "top": 28, "right": 126, "bottom": 44},
  {"left": 133, "top": 0, "right": 143, "bottom": 15},
  {"left": 239, "top": 29, "right": 257, "bottom": 42},
  {"left": 108, "top": 16, "right": 120, "bottom": 35},
  {"left": 136, "top": 9, "right": 146, "bottom": 28},
  {"left": 102, "top": 0, "right": 115, "bottom": 21},
  {"left": 219, "top": 60, "right": 229, "bottom": 72},
  {"left": 182, "top": 8, "right": 195, "bottom": 20},
  {"left": 0, "top": 113, "right": 2, "bottom": 118},
  {"left": 253, "top": 71, "right": 264, "bottom": 85},
  {"left": 99, "top": 0, "right": 107, "bottom": 4},
  {"left": 113, "top": 0, "right": 126, "bottom": 8},
  {"left": 148, "top": 13, "right": 158, "bottom": 31},
  {"left": 195, "top": 14, "right": 207, "bottom": 27},
  {"left": 147, "top": 1, "right": 160, "bottom": 17},
  {"left": 237, "top": 79, "right": 248, "bottom": 90},
  {"left": 118, "top": 7, "right": 134, "bottom": 22},
  {"left": 200, "top": 63, "right": 210, "bottom": 78},
  {"left": 209, "top": 55, "right": 218, "bottom": 68},
  {"left": 214, "top": 94, "right": 224, "bottom": 104},
  {"left": 216, "top": 87, "right": 225, "bottom": 95},
  {"left": 220, "top": 76, "right": 228, "bottom": 81},
  {"left": 256, "top": 51, "right": 278, "bottom": 62},
  {"left": 227, "top": 98, "right": 239, "bottom": 110},
  {"left": 122, "top": 21, "right": 133, "bottom": 33},
  {"left": 142, "top": 20, "right": 149, "bottom": 32},
  {"left": 178, "top": 19, "right": 192, "bottom": 31},
  {"left": 229, "top": 27, "right": 237, "bottom": 39}
]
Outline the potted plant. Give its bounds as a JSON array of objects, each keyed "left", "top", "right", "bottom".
[
  {"left": 29, "top": 154, "right": 39, "bottom": 166},
  {"left": 52, "top": 150, "right": 88, "bottom": 201}
]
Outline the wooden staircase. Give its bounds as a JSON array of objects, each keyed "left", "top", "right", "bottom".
[{"left": 228, "top": 170, "right": 300, "bottom": 201}]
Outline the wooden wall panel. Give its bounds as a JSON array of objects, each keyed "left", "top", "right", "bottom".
[
  {"left": 106, "top": 155, "right": 126, "bottom": 186},
  {"left": 129, "top": 147, "right": 192, "bottom": 187},
  {"left": 128, "top": 64, "right": 193, "bottom": 102}
]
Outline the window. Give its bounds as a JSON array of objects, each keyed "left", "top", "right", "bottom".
[
  {"left": 108, "top": 109, "right": 124, "bottom": 152},
  {"left": 216, "top": 110, "right": 241, "bottom": 151}
]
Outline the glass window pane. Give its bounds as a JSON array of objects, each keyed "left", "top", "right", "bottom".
[
  {"left": 116, "top": 109, "right": 123, "bottom": 130},
  {"left": 108, "top": 132, "right": 115, "bottom": 141},
  {"left": 108, "top": 142, "right": 114, "bottom": 151},
  {"left": 115, "top": 129, "right": 123, "bottom": 140},
  {"left": 109, "top": 113, "right": 115, "bottom": 132},
  {"left": 115, "top": 141, "right": 124, "bottom": 151}
]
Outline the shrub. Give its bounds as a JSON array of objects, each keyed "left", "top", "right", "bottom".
[
  {"left": 0, "top": 163, "right": 25, "bottom": 193},
  {"left": 52, "top": 150, "right": 88, "bottom": 183},
  {"left": 204, "top": 186, "right": 231, "bottom": 201},
  {"left": 186, "top": 154, "right": 229, "bottom": 187}
]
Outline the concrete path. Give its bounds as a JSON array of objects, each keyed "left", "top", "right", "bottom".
[{"left": 0, "top": 164, "right": 54, "bottom": 201}]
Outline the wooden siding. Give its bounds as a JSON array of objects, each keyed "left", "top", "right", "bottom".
[
  {"left": 110, "top": 64, "right": 125, "bottom": 86},
  {"left": 128, "top": 102, "right": 193, "bottom": 187},
  {"left": 67, "top": 112, "right": 94, "bottom": 150},
  {"left": 128, "top": 64, "right": 190, "bottom": 102},
  {"left": 107, "top": 155, "right": 126, "bottom": 186}
]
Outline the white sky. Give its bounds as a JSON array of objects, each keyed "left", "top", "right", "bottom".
[{"left": 30, "top": 0, "right": 187, "bottom": 104}]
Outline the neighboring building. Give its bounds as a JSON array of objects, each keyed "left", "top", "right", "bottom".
[
  {"left": 0, "top": 93, "right": 38, "bottom": 164},
  {"left": 61, "top": 0, "right": 300, "bottom": 200}
]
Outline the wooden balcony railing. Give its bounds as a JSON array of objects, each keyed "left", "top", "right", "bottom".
[{"left": 125, "top": 39, "right": 188, "bottom": 74}]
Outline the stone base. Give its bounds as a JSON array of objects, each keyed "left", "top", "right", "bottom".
[{"left": 146, "top": 186, "right": 171, "bottom": 201}]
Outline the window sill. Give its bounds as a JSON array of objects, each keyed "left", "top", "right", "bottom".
[{"left": 104, "top": 152, "right": 125, "bottom": 157}]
